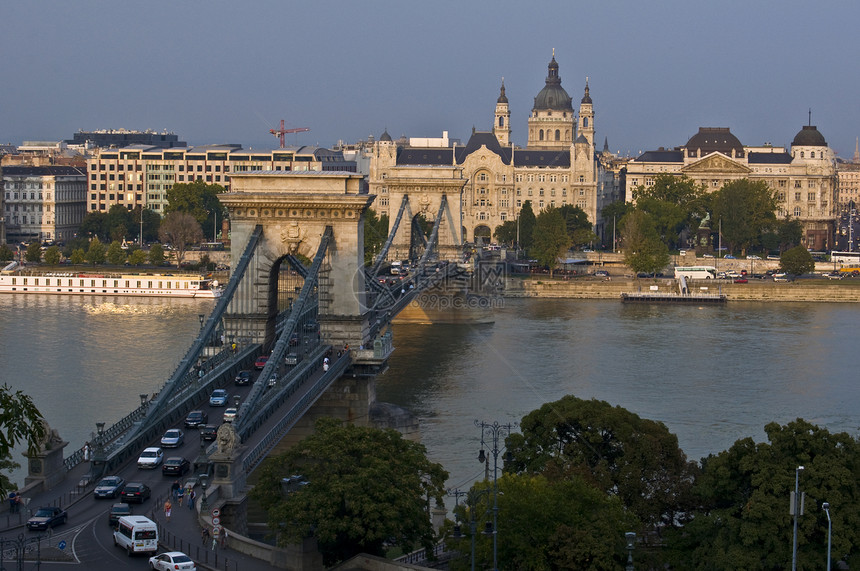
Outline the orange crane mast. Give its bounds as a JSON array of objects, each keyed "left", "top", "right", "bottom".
[{"left": 269, "top": 119, "right": 310, "bottom": 148}]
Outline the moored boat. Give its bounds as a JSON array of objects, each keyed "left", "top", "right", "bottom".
[{"left": 0, "top": 271, "right": 221, "bottom": 298}]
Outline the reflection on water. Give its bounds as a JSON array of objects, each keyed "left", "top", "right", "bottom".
[{"left": 378, "top": 299, "right": 860, "bottom": 492}]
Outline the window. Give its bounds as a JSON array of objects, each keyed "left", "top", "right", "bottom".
[
  {"left": 808, "top": 192, "right": 815, "bottom": 201},
  {"left": 555, "top": 129, "right": 560, "bottom": 141},
  {"left": 795, "top": 192, "right": 801, "bottom": 201},
  {"left": 794, "top": 207, "right": 802, "bottom": 217}
]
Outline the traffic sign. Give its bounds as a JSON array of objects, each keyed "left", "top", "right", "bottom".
[
  {"left": 211, "top": 508, "right": 220, "bottom": 518},
  {"left": 58, "top": 540, "right": 67, "bottom": 550},
  {"left": 212, "top": 517, "right": 220, "bottom": 526},
  {"left": 212, "top": 525, "right": 222, "bottom": 535}
]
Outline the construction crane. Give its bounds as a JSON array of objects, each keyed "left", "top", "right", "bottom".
[{"left": 269, "top": 119, "right": 310, "bottom": 148}]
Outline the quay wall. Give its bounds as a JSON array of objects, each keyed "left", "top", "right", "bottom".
[{"left": 504, "top": 277, "right": 860, "bottom": 303}]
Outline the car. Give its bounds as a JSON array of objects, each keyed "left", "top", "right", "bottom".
[
  {"left": 773, "top": 273, "right": 793, "bottom": 282},
  {"left": 679, "top": 249, "right": 687, "bottom": 256},
  {"left": 725, "top": 254, "right": 736, "bottom": 259},
  {"left": 162, "top": 456, "right": 191, "bottom": 476},
  {"left": 160, "top": 429, "right": 185, "bottom": 448},
  {"left": 826, "top": 272, "right": 844, "bottom": 280},
  {"left": 223, "top": 407, "right": 238, "bottom": 423},
  {"left": 199, "top": 424, "right": 217, "bottom": 441},
  {"left": 284, "top": 353, "right": 298, "bottom": 366},
  {"left": 108, "top": 503, "right": 132, "bottom": 527},
  {"left": 747, "top": 254, "right": 762, "bottom": 260},
  {"left": 594, "top": 270, "right": 610, "bottom": 277},
  {"left": 27, "top": 506, "right": 68, "bottom": 530},
  {"left": 121, "top": 482, "right": 152, "bottom": 504},
  {"left": 703, "top": 253, "right": 715, "bottom": 258},
  {"left": 209, "top": 389, "right": 229, "bottom": 407},
  {"left": 268, "top": 374, "right": 277, "bottom": 388},
  {"left": 184, "top": 410, "right": 208, "bottom": 428},
  {"left": 733, "top": 277, "right": 748, "bottom": 284},
  {"left": 234, "top": 370, "right": 251, "bottom": 386},
  {"left": 254, "top": 355, "right": 269, "bottom": 369},
  {"left": 137, "top": 447, "right": 164, "bottom": 469},
  {"left": 149, "top": 551, "right": 197, "bottom": 571},
  {"left": 288, "top": 333, "right": 299, "bottom": 346},
  {"left": 94, "top": 475, "right": 126, "bottom": 499},
  {"left": 767, "top": 254, "right": 780, "bottom": 260}
]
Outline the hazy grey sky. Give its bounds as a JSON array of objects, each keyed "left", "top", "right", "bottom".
[{"left": 3, "top": 1, "right": 858, "bottom": 158}]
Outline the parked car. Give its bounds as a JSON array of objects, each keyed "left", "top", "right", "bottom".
[
  {"left": 703, "top": 253, "right": 715, "bottom": 258},
  {"left": 199, "top": 424, "right": 217, "bottom": 441},
  {"left": 137, "top": 447, "right": 164, "bottom": 469},
  {"left": 94, "top": 475, "right": 126, "bottom": 499},
  {"left": 149, "top": 551, "right": 197, "bottom": 571},
  {"left": 162, "top": 456, "right": 191, "bottom": 476},
  {"left": 826, "top": 272, "right": 844, "bottom": 280},
  {"left": 184, "top": 410, "right": 208, "bottom": 428},
  {"left": 725, "top": 254, "right": 736, "bottom": 259},
  {"left": 773, "top": 273, "right": 793, "bottom": 282},
  {"left": 223, "top": 407, "right": 238, "bottom": 423},
  {"left": 234, "top": 370, "right": 251, "bottom": 386},
  {"left": 27, "top": 506, "right": 68, "bottom": 530},
  {"left": 594, "top": 270, "right": 610, "bottom": 277},
  {"left": 160, "top": 429, "right": 185, "bottom": 448},
  {"left": 767, "top": 254, "right": 781, "bottom": 260},
  {"left": 733, "top": 277, "right": 749, "bottom": 284},
  {"left": 121, "top": 482, "right": 152, "bottom": 504},
  {"left": 254, "top": 355, "right": 269, "bottom": 369},
  {"left": 746, "top": 254, "right": 761, "bottom": 260},
  {"left": 108, "top": 503, "right": 132, "bottom": 526},
  {"left": 209, "top": 389, "right": 229, "bottom": 407}
]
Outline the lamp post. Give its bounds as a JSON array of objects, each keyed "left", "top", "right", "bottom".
[
  {"left": 476, "top": 420, "right": 516, "bottom": 571},
  {"left": 92, "top": 422, "right": 106, "bottom": 476},
  {"left": 199, "top": 474, "right": 209, "bottom": 511},
  {"left": 625, "top": 531, "right": 636, "bottom": 571},
  {"left": 822, "top": 502, "right": 831, "bottom": 571},
  {"left": 791, "top": 465, "right": 804, "bottom": 571},
  {"left": 198, "top": 314, "right": 205, "bottom": 330}
]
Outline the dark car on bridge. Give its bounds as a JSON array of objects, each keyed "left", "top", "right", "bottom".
[
  {"left": 121, "top": 482, "right": 152, "bottom": 504},
  {"left": 94, "top": 475, "right": 126, "bottom": 499},
  {"left": 234, "top": 370, "right": 251, "bottom": 386},
  {"left": 184, "top": 410, "right": 208, "bottom": 428},
  {"left": 162, "top": 456, "right": 191, "bottom": 476},
  {"left": 199, "top": 424, "right": 217, "bottom": 441},
  {"left": 27, "top": 506, "right": 68, "bottom": 530},
  {"left": 108, "top": 503, "right": 132, "bottom": 526}
]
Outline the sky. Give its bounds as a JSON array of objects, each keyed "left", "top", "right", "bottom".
[{"left": 3, "top": 0, "right": 859, "bottom": 159}]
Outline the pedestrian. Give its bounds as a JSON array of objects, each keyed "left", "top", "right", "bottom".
[
  {"left": 83, "top": 442, "right": 91, "bottom": 461},
  {"left": 8, "top": 492, "right": 17, "bottom": 514},
  {"left": 171, "top": 480, "right": 180, "bottom": 501},
  {"left": 221, "top": 528, "right": 228, "bottom": 549},
  {"left": 201, "top": 526, "right": 209, "bottom": 546},
  {"left": 164, "top": 499, "right": 172, "bottom": 522},
  {"left": 187, "top": 489, "right": 196, "bottom": 510},
  {"left": 177, "top": 486, "right": 184, "bottom": 507}
]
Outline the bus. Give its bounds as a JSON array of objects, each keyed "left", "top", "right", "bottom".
[
  {"left": 830, "top": 251, "right": 860, "bottom": 266},
  {"left": 674, "top": 266, "right": 716, "bottom": 280}
]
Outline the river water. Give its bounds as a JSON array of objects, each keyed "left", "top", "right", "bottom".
[{"left": 1, "top": 294, "right": 858, "bottom": 494}]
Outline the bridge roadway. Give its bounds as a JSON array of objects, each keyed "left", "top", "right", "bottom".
[{"left": 0, "top": 347, "right": 350, "bottom": 570}]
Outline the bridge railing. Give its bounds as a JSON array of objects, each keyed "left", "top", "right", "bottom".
[{"left": 241, "top": 348, "right": 350, "bottom": 474}]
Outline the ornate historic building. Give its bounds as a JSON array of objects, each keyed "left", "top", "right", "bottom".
[
  {"left": 625, "top": 126, "right": 837, "bottom": 251},
  {"left": 368, "top": 54, "right": 623, "bottom": 245}
]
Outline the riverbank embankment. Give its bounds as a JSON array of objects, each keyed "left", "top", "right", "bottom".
[{"left": 504, "top": 276, "right": 860, "bottom": 302}]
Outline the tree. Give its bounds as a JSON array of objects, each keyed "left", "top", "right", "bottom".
[
  {"left": 518, "top": 201, "right": 536, "bottom": 250},
  {"left": 621, "top": 210, "right": 670, "bottom": 275},
  {"left": 780, "top": 245, "right": 815, "bottom": 276},
  {"left": 493, "top": 220, "right": 518, "bottom": 247},
  {"left": 251, "top": 418, "right": 448, "bottom": 567},
  {"left": 601, "top": 201, "right": 632, "bottom": 250},
  {"left": 25, "top": 243, "right": 42, "bottom": 263},
  {"left": 148, "top": 243, "right": 165, "bottom": 266},
  {"left": 0, "top": 385, "right": 46, "bottom": 498},
  {"left": 165, "top": 180, "right": 225, "bottom": 240},
  {"left": 85, "top": 237, "right": 106, "bottom": 265},
  {"left": 558, "top": 205, "right": 593, "bottom": 244},
  {"left": 158, "top": 212, "right": 203, "bottom": 266},
  {"left": 128, "top": 249, "right": 148, "bottom": 266},
  {"left": 363, "top": 208, "right": 389, "bottom": 265},
  {"left": 631, "top": 175, "right": 708, "bottom": 249},
  {"left": 43, "top": 245, "right": 61, "bottom": 265},
  {"left": 450, "top": 474, "right": 636, "bottom": 571},
  {"left": 531, "top": 207, "right": 571, "bottom": 276},
  {"left": 106, "top": 204, "right": 133, "bottom": 242},
  {"left": 0, "top": 244, "right": 12, "bottom": 262},
  {"left": 507, "top": 395, "right": 698, "bottom": 529},
  {"left": 778, "top": 217, "right": 804, "bottom": 252},
  {"left": 79, "top": 211, "right": 109, "bottom": 241},
  {"left": 70, "top": 248, "right": 86, "bottom": 265},
  {"left": 106, "top": 240, "right": 126, "bottom": 265},
  {"left": 668, "top": 419, "right": 860, "bottom": 570},
  {"left": 711, "top": 179, "right": 779, "bottom": 254}
]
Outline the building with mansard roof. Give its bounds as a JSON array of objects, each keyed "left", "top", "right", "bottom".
[
  {"left": 368, "top": 54, "right": 623, "bottom": 245},
  {"left": 624, "top": 126, "right": 837, "bottom": 251}
]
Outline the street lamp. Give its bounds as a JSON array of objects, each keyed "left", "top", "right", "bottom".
[
  {"left": 625, "top": 531, "right": 636, "bottom": 571},
  {"left": 199, "top": 474, "right": 209, "bottom": 511},
  {"left": 791, "top": 465, "right": 804, "bottom": 571},
  {"left": 198, "top": 314, "right": 205, "bottom": 330},
  {"left": 139, "top": 394, "right": 148, "bottom": 408},
  {"left": 822, "top": 502, "right": 831, "bottom": 571},
  {"left": 476, "top": 420, "right": 516, "bottom": 571}
]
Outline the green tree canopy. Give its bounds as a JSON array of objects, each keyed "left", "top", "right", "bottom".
[
  {"left": 128, "top": 249, "right": 148, "bottom": 266},
  {"left": 363, "top": 208, "right": 389, "bottom": 265},
  {"left": 106, "top": 204, "right": 133, "bottom": 241},
  {"left": 0, "top": 385, "right": 46, "bottom": 498},
  {"left": 493, "top": 220, "right": 518, "bottom": 247},
  {"left": 507, "top": 395, "right": 698, "bottom": 529},
  {"left": 531, "top": 207, "right": 571, "bottom": 276},
  {"left": 43, "top": 245, "right": 61, "bottom": 265},
  {"left": 668, "top": 419, "right": 860, "bottom": 570},
  {"left": 621, "top": 210, "right": 670, "bottom": 275},
  {"left": 780, "top": 245, "right": 815, "bottom": 275},
  {"left": 778, "top": 217, "right": 804, "bottom": 252},
  {"left": 106, "top": 240, "right": 126, "bottom": 265},
  {"left": 70, "top": 248, "right": 86, "bottom": 265},
  {"left": 25, "top": 243, "right": 42, "bottom": 263},
  {"left": 79, "top": 211, "right": 109, "bottom": 241},
  {"left": 0, "top": 244, "right": 13, "bottom": 262},
  {"left": 711, "top": 179, "right": 779, "bottom": 254},
  {"left": 158, "top": 212, "right": 203, "bottom": 266},
  {"left": 631, "top": 175, "right": 708, "bottom": 249},
  {"left": 85, "top": 237, "right": 106, "bottom": 265},
  {"left": 518, "top": 201, "right": 536, "bottom": 249},
  {"left": 148, "top": 243, "right": 165, "bottom": 266},
  {"left": 166, "top": 180, "right": 225, "bottom": 240},
  {"left": 130, "top": 206, "right": 161, "bottom": 244},
  {"left": 251, "top": 418, "right": 448, "bottom": 567}
]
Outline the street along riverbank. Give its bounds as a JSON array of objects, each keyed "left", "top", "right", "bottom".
[{"left": 504, "top": 276, "right": 860, "bottom": 302}]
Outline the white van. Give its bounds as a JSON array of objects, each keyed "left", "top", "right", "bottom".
[
  {"left": 390, "top": 260, "right": 402, "bottom": 275},
  {"left": 113, "top": 515, "right": 158, "bottom": 556}
]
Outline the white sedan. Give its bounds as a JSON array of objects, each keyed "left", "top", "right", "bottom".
[
  {"left": 137, "top": 447, "right": 164, "bottom": 469},
  {"left": 149, "top": 551, "right": 196, "bottom": 571}
]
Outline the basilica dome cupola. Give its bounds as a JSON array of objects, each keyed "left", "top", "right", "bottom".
[
  {"left": 533, "top": 54, "right": 573, "bottom": 112},
  {"left": 528, "top": 50, "right": 574, "bottom": 150}
]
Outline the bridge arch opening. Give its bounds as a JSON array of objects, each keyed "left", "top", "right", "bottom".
[
  {"left": 261, "top": 255, "right": 321, "bottom": 353},
  {"left": 474, "top": 225, "right": 492, "bottom": 245}
]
